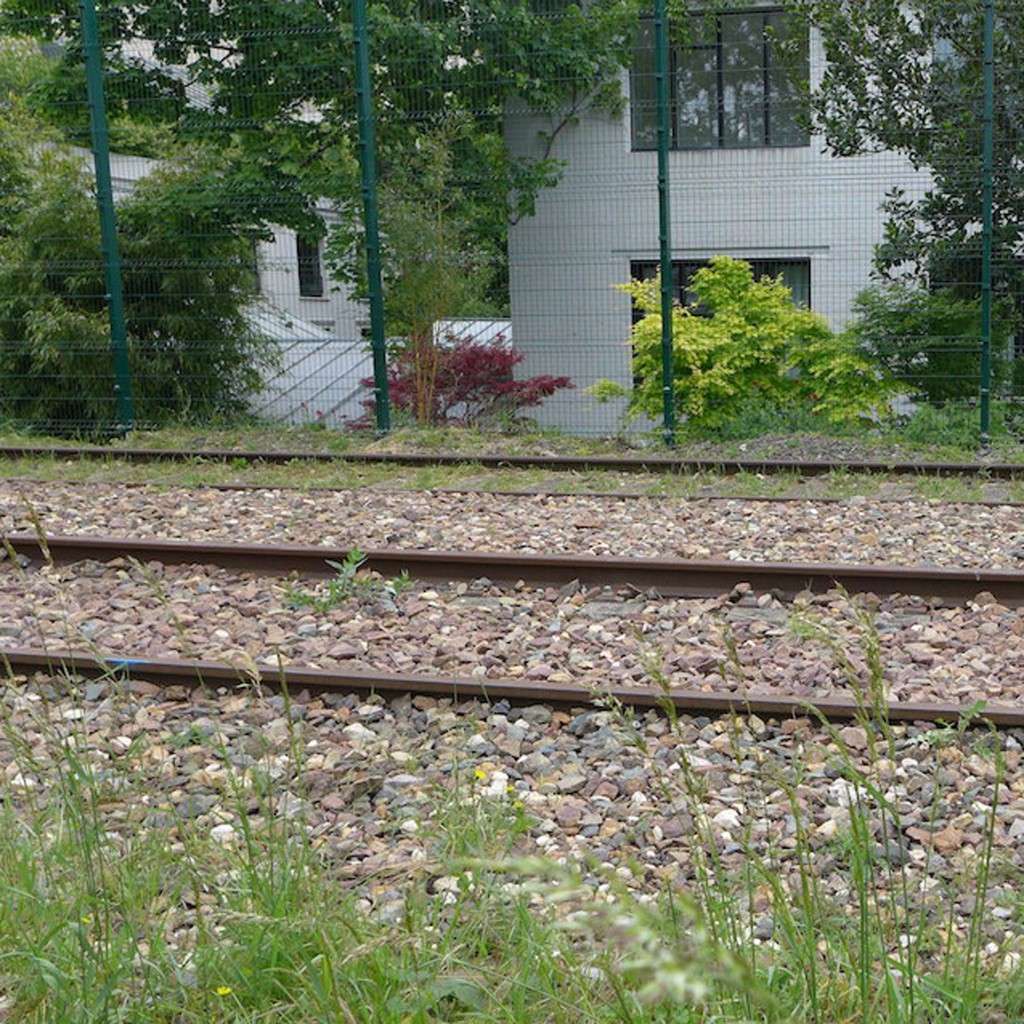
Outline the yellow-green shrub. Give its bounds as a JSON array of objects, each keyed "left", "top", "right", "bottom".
[{"left": 600, "top": 257, "right": 899, "bottom": 430}]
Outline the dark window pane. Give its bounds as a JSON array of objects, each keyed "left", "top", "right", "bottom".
[
  {"left": 630, "top": 21, "right": 658, "bottom": 150},
  {"left": 765, "top": 12, "right": 810, "bottom": 146},
  {"left": 751, "top": 259, "right": 810, "bottom": 306},
  {"left": 720, "top": 13, "right": 766, "bottom": 147},
  {"left": 297, "top": 235, "right": 324, "bottom": 298},
  {"left": 630, "top": 258, "right": 811, "bottom": 310},
  {"left": 676, "top": 37, "right": 719, "bottom": 148}
]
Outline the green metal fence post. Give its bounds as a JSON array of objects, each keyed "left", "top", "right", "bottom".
[
  {"left": 654, "top": 0, "right": 676, "bottom": 447},
  {"left": 352, "top": 0, "right": 391, "bottom": 434},
  {"left": 980, "top": 0, "right": 995, "bottom": 446},
  {"left": 80, "top": 0, "right": 135, "bottom": 432}
]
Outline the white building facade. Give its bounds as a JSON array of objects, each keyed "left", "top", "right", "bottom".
[
  {"left": 505, "top": 7, "right": 932, "bottom": 434},
  {"left": 98, "top": 149, "right": 371, "bottom": 425}
]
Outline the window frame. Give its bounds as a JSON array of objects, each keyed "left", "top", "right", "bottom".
[
  {"left": 631, "top": 7, "right": 810, "bottom": 152},
  {"left": 296, "top": 234, "right": 325, "bottom": 298}
]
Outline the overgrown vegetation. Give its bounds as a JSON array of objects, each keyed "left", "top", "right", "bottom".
[
  {"left": 0, "top": 599, "right": 1020, "bottom": 1021},
  {"left": 0, "top": 112, "right": 274, "bottom": 437},
  {"left": 850, "top": 284, "right": 1012, "bottom": 405},
  {"left": 795, "top": 1, "right": 1024, "bottom": 304},
  {"left": 358, "top": 335, "right": 573, "bottom": 429},
  {"left": 283, "top": 549, "right": 412, "bottom": 611},
  {"left": 591, "top": 257, "right": 898, "bottom": 434}
]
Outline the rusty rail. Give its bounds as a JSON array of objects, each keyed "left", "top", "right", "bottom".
[
  {"left": 4, "top": 533, "right": 1023, "bottom": 603},
  {"left": 2, "top": 444, "right": 1024, "bottom": 478},
  {"left": 3, "top": 647, "right": 1020, "bottom": 728}
]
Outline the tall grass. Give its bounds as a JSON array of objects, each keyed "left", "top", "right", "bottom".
[
  {"left": 0, "top": 671, "right": 692, "bottom": 1023},
  {"left": 0, "top": 563, "right": 1021, "bottom": 1021},
  {"left": 608, "top": 595, "right": 1021, "bottom": 1023}
]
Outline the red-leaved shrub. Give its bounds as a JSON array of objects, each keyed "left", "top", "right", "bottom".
[{"left": 356, "top": 336, "right": 573, "bottom": 427}]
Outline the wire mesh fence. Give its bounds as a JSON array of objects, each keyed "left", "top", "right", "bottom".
[{"left": 0, "top": 1, "right": 1018, "bottom": 445}]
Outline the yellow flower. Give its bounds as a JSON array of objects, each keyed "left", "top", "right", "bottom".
[
  {"left": 79, "top": 916, "right": 92, "bottom": 925},
  {"left": 473, "top": 768, "right": 487, "bottom": 780},
  {"left": 215, "top": 986, "right": 232, "bottom": 997}
]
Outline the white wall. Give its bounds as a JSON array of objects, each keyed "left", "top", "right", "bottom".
[
  {"left": 254, "top": 212, "right": 365, "bottom": 345},
  {"left": 505, "top": 41, "right": 932, "bottom": 435}
]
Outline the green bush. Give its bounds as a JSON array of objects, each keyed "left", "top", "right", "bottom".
[
  {"left": 896, "top": 399, "right": 1024, "bottom": 448},
  {"left": 596, "top": 257, "right": 897, "bottom": 433},
  {"left": 850, "top": 283, "right": 1013, "bottom": 405},
  {"left": 0, "top": 125, "right": 273, "bottom": 436}
]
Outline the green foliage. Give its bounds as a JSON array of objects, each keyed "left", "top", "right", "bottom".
[
  {"left": 0, "top": 124, "right": 274, "bottom": 435},
  {"left": 1, "top": 0, "right": 642, "bottom": 278},
  {"left": 609, "top": 257, "right": 898, "bottom": 432},
  {"left": 329, "top": 117, "right": 503, "bottom": 424},
  {"left": 284, "top": 549, "right": 413, "bottom": 611},
  {"left": 793, "top": 1, "right": 1024, "bottom": 298},
  {"left": 898, "top": 400, "right": 1021, "bottom": 448},
  {"left": 116, "top": 155, "right": 275, "bottom": 422},
  {"left": 851, "top": 283, "right": 1012, "bottom": 404}
]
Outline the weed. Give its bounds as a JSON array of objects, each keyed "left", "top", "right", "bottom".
[
  {"left": 718, "top": 470, "right": 802, "bottom": 498},
  {"left": 914, "top": 474, "right": 987, "bottom": 501},
  {"left": 283, "top": 548, "right": 413, "bottom": 611},
  {"left": 607, "top": 605, "right": 1021, "bottom": 1024}
]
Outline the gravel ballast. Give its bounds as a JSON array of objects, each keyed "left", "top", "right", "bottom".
[
  {"left": 3, "top": 482, "right": 1024, "bottom": 568},
  {"left": 1, "top": 477, "right": 1023, "bottom": 975},
  {"left": 2, "top": 559, "right": 1022, "bottom": 709},
  {"left": 1, "top": 675, "right": 1021, "bottom": 961}
]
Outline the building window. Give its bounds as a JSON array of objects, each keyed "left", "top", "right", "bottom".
[
  {"left": 631, "top": 9, "right": 809, "bottom": 151},
  {"left": 247, "top": 236, "right": 262, "bottom": 295},
  {"left": 296, "top": 235, "right": 324, "bottom": 297},
  {"left": 631, "top": 258, "right": 811, "bottom": 310}
]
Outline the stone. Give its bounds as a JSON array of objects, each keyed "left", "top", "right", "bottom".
[
  {"left": 712, "top": 808, "right": 742, "bottom": 834},
  {"left": 517, "top": 752, "right": 553, "bottom": 776},
  {"left": 519, "top": 705, "right": 553, "bottom": 725},
  {"left": 555, "top": 800, "right": 586, "bottom": 828},
  {"left": 343, "top": 723, "right": 377, "bottom": 744},
  {"left": 839, "top": 726, "right": 869, "bottom": 751},
  {"left": 175, "top": 793, "right": 217, "bottom": 819},
  {"left": 931, "top": 825, "right": 966, "bottom": 854},
  {"left": 210, "top": 823, "right": 237, "bottom": 845},
  {"left": 556, "top": 772, "right": 588, "bottom": 795}
]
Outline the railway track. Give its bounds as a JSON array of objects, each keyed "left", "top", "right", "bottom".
[
  {"left": 6, "top": 532, "right": 1024, "bottom": 604},
  {"left": 4, "top": 532, "right": 1023, "bottom": 728},
  {"left": 3, "top": 443, "right": 1024, "bottom": 478},
  {"left": 5, "top": 646, "right": 1023, "bottom": 728}
]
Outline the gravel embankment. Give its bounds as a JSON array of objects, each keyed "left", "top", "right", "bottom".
[
  {"left": 2, "top": 677, "right": 1021, "bottom": 956},
  {"left": 3, "top": 560, "right": 1022, "bottom": 708},
  {"left": 2, "top": 482, "right": 1024, "bottom": 567}
]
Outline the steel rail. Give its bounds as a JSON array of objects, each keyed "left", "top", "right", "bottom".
[
  {"left": 5, "top": 533, "right": 1023, "bottom": 604},
  {"left": 6, "top": 473, "right": 1024, "bottom": 509},
  {"left": 3, "top": 646, "right": 1021, "bottom": 728},
  {"left": 2, "top": 444, "right": 1024, "bottom": 478}
]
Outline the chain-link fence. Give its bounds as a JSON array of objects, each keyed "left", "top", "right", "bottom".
[{"left": 0, "top": 1, "right": 1018, "bottom": 444}]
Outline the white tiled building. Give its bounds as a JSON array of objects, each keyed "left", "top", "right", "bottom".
[
  {"left": 505, "top": 8, "right": 932, "bottom": 434},
  {"left": 97, "top": 149, "right": 371, "bottom": 425}
]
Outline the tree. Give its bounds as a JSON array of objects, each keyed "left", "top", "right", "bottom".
[
  {"left": 0, "top": 0, "right": 642, "bottom": 297},
  {"left": 1, "top": 1, "right": 644, "bottom": 427},
  {"left": 793, "top": 1, "right": 1024, "bottom": 301},
  {"left": 328, "top": 115, "right": 503, "bottom": 424},
  {"left": 0, "top": 116, "right": 274, "bottom": 435},
  {"left": 850, "top": 284, "right": 1012, "bottom": 404}
]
